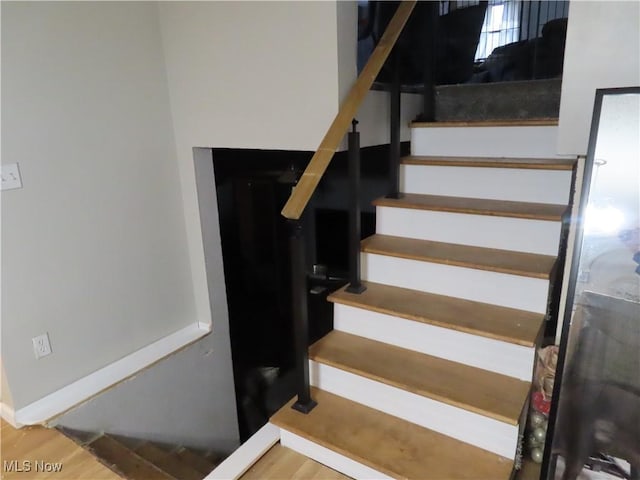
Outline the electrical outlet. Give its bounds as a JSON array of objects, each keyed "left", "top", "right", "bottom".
[
  {"left": 1, "top": 163, "right": 23, "bottom": 191},
  {"left": 32, "top": 333, "right": 52, "bottom": 359}
]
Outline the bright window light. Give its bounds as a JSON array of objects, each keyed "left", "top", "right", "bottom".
[
  {"left": 584, "top": 205, "right": 625, "bottom": 235},
  {"left": 489, "top": 4, "right": 505, "bottom": 31}
]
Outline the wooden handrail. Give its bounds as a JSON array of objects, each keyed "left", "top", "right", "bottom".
[{"left": 281, "top": 0, "right": 417, "bottom": 220}]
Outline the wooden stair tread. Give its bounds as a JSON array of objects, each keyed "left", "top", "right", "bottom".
[
  {"left": 174, "top": 447, "right": 217, "bottom": 476},
  {"left": 271, "top": 388, "right": 513, "bottom": 480},
  {"left": 410, "top": 118, "right": 558, "bottom": 127},
  {"left": 88, "top": 435, "right": 174, "bottom": 480},
  {"left": 240, "top": 444, "right": 351, "bottom": 480},
  {"left": 362, "top": 234, "right": 556, "bottom": 279},
  {"left": 402, "top": 155, "right": 576, "bottom": 170},
  {"left": 329, "top": 281, "right": 543, "bottom": 346},
  {"left": 373, "top": 193, "right": 568, "bottom": 221},
  {"left": 310, "top": 331, "right": 529, "bottom": 424},
  {"left": 135, "top": 443, "right": 204, "bottom": 480},
  {"left": 1, "top": 421, "right": 120, "bottom": 480}
]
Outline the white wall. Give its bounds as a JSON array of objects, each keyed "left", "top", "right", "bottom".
[
  {"left": 155, "top": 3, "right": 419, "bottom": 386},
  {"left": 56, "top": 147, "right": 239, "bottom": 451},
  {"left": 1, "top": 2, "right": 195, "bottom": 409},
  {"left": 359, "top": 91, "right": 423, "bottom": 147},
  {"left": 157, "top": 1, "right": 341, "bottom": 152},
  {"left": 54, "top": 329, "right": 239, "bottom": 452},
  {"left": 558, "top": 1, "right": 640, "bottom": 155},
  {"left": 157, "top": 1, "right": 344, "bottom": 332}
]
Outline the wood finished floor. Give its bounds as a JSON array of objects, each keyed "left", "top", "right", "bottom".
[
  {"left": 239, "top": 444, "right": 350, "bottom": 480},
  {"left": 1, "top": 419, "right": 120, "bottom": 479}
]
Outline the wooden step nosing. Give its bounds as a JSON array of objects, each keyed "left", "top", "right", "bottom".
[
  {"left": 376, "top": 206, "right": 563, "bottom": 257},
  {"left": 135, "top": 443, "right": 204, "bottom": 480},
  {"left": 373, "top": 198, "right": 565, "bottom": 222},
  {"left": 328, "top": 292, "right": 538, "bottom": 347},
  {"left": 327, "top": 282, "right": 544, "bottom": 348},
  {"left": 309, "top": 355, "right": 520, "bottom": 426},
  {"left": 282, "top": 384, "right": 518, "bottom": 466},
  {"left": 361, "top": 235, "right": 557, "bottom": 280},
  {"left": 279, "top": 421, "right": 404, "bottom": 480},
  {"left": 401, "top": 156, "right": 575, "bottom": 170},
  {"left": 410, "top": 118, "right": 559, "bottom": 128},
  {"left": 334, "top": 303, "right": 538, "bottom": 380},
  {"left": 310, "top": 362, "right": 519, "bottom": 460},
  {"left": 88, "top": 436, "right": 177, "bottom": 480},
  {"left": 363, "top": 252, "right": 549, "bottom": 314},
  {"left": 362, "top": 245, "right": 553, "bottom": 280},
  {"left": 279, "top": 429, "right": 395, "bottom": 480},
  {"left": 272, "top": 389, "right": 515, "bottom": 480}
]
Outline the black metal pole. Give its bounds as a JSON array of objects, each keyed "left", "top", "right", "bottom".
[
  {"left": 544, "top": 165, "right": 578, "bottom": 338},
  {"left": 289, "top": 217, "right": 317, "bottom": 414},
  {"left": 346, "top": 120, "right": 366, "bottom": 295},
  {"left": 387, "top": 52, "right": 401, "bottom": 200}
]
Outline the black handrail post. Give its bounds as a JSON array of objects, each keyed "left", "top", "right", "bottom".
[
  {"left": 387, "top": 51, "right": 401, "bottom": 200},
  {"left": 345, "top": 120, "right": 366, "bottom": 295},
  {"left": 289, "top": 216, "right": 317, "bottom": 414}
]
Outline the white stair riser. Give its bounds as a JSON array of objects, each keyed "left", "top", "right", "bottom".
[
  {"left": 310, "top": 361, "right": 519, "bottom": 459},
  {"left": 362, "top": 253, "right": 550, "bottom": 313},
  {"left": 280, "top": 429, "right": 391, "bottom": 480},
  {"left": 411, "top": 126, "right": 561, "bottom": 158},
  {"left": 401, "top": 164, "right": 572, "bottom": 205},
  {"left": 333, "top": 304, "right": 536, "bottom": 380},
  {"left": 376, "top": 207, "right": 562, "bottom": 255}
]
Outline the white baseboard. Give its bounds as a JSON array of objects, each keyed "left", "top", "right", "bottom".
[
  {"left": 280, "top": 429, "right": 392, "bottom": 480},
  {"left": 1, "top": 402, "right": 21, "bottom": 428},
  {"left": 13, "top": 323, "right": 210, "bottom": 426},
  {"left": 205, "top": 423, "right": 280, "bottom": 480}
]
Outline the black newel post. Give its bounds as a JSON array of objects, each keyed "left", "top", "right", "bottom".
[
  {"left": 346, "top": 119, "right": 366, "bottom": 295},
  {"left": 288, "top": 217, "right": 317, "bottom": 414},
  {"left": 388, "top": 51, "right": 401, "bottom": 200}
]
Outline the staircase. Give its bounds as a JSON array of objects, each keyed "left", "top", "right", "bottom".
[
  {"left": 265, "top": 121, "right": 576, "bottom": 479},
  {"left": 59, "top": 429, "right": 220, "bottom": 480}
]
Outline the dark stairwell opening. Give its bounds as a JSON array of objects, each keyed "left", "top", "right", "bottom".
[{"left": 212, "top": 144, "right": 406, "bottom": 441}]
